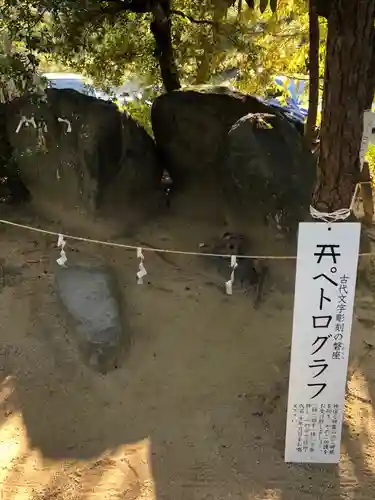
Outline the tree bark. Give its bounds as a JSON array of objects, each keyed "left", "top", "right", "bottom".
[
  {"left": 305, "top": 0, "right": 319, "bottom": 148},
  {"left": 365, "top": 30, "right": 375, "bottom": 109},
  {"left": 314, "top": 0, "right": 333, "bottom": 18},
  {"left": 150, "top": 0, "right": 181, "bottom": 92},
  {"left": 312, "top": 0, "right": 375, "bottom": 212}
]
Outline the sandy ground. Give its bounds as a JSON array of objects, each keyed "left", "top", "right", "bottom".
[{"left": 0, "top": 209, "right": 375, "bottom": 500}]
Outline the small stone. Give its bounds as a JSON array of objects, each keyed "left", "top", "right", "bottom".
[{"left": 56, "top": 264, "right": 127, "bottom": 373}]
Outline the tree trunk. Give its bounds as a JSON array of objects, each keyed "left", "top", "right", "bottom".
[
  {"left": 312, "top": 0, "right": 375, "bottom": 212},
  {"left": 314, "top": 0, "right": 333, "bottom": 18},
  {"left": 150, "top": 0, "right": 181, "bottom": 92},
  {"left": 305, "top": 0, "right": 319, "bottom": 148},
  {"left": 365, "top": 30, "right": 375, "bottom": 109}
]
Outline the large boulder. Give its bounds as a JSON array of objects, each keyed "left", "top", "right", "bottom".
[
  {"left": 206, "top": 112, "right": 315, "bottom": 301},
  {"left": 5, "top": 89, "right": 162, "bottom": 237},
  {"left": 151, "top": 87, "right": 315, "bottom": 242},
  {"left": 220, "top": 112, "right": 315, "bottom": 249},
  {"left": 151, "top": 87, "right": 275, "bottom": 226},
  {"left": 152, "top": 87, "right": 282, "bottom": 183}
]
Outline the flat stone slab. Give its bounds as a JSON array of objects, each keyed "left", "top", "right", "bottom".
[{"left": 55, "top": 264, "right": 124, "bottom": 373}]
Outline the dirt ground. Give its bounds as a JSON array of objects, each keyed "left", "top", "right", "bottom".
[{"left": 1, "top": 208, "right": 375, "bottom": 500}]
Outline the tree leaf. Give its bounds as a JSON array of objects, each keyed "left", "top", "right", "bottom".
[
  {"left": 259, "top": 0, "right": 268, "bottom": 13},
  {"left": 245, "top": 0, "right": 255, "bottom": 9},
  {"left": 270, "top": 0, "right": 278, "bottom": 12}
]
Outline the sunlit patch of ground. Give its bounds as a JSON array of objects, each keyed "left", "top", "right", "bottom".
[{"left": 0, "top": 216, "right": 375, "bottom": 499}]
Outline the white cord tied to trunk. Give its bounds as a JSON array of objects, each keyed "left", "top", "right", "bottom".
[
  {"left": 225, "top": 255, "right": 238, "bottom": 295},
  {"left": 309, "top": 206, "right": 351, "bottom": 222},
  {"left": 309, "top": 182, "right": 364, "bottom": 222},
  {"left": 137, "top": 247, "right": 147, "bottom": 284}
]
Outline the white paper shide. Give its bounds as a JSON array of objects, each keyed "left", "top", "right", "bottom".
[{"left": 285, "top": 222, "right": 361, "bottom": 463}]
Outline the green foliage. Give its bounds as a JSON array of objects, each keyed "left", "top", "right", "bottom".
[
  {"left": 233, "top": 0, "right": 327, "bottom": 97},
  {"left": 0, "top": 0, "right": 323, "bottom": 108},
  {"left": 0, "top": 1, "right": 48, "bottom": 102},
  {"left": 367, "top": 144, "right": 375, "bottom": 184},
  {"left": 123, "top": 99, "right": 153, "bottom": 136},
  {"left": 39, "top": 0, "right": 259, "bottom": 91},
  {"left": 49, "top": 10, "right": 158, "bottom": 90}
]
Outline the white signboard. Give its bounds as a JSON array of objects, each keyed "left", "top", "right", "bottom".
[
  {"left": 285, "top": 222, "right": 361, "bottom": 463},
  {"left": 359, "top": 110, "right": 375, "bottom": 169}
]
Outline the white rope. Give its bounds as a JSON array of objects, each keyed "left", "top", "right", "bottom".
[
  {"left": 1, "top": 216, "right": 374, "bottom": 258},
  {"left": 309, "top": 207, "right": 351, "bottom": 223},
  {"left": 0, "top": 219, "right": 296, "bottom": 260},
  {"left": 0, "top": 182, "right": 373, "bottom": 260},
  {"left": 309, "top": 181, "right": 369, "bottom": 222}
]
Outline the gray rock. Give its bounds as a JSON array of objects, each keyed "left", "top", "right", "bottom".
[
  {"left": 151, "top": 87, "right": 308, "bottom": 230},
  {"left": 211, "top": 112, "right": 316, "bottom": 299},
  {"left": 5, "top": 89, "right": 162, "bottom": 235},
  {"left": 220, "top": 112, "right": 315, "bottom": 240},
  {"left": 151, "top": 87, "right": 275, "bottom": 184},
  {"left": 55, "top": 264, "right": 125, "bottom": 374},
  {"left": 152, "top": 89, "right": 314, "bottom": 296}
]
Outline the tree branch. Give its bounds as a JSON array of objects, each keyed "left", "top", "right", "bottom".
[
  {"left": 29, "top": 8, "right": 48, "bottom": 31},
  {"left": 100, "top": 2, "right": 218, "bottom": 25},
  {"left": 279, "top": 73, "right": 322, "bottom": 82},
  {"left": 170, "top": 9, "right": 218, "bottom": 26},
  {"left": 102, "top": 0, "right": 151, "bottom": 14}
]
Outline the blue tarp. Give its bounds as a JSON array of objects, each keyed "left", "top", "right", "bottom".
[{"left": 262, "top": 76, "right": 308, "bottom": 124}]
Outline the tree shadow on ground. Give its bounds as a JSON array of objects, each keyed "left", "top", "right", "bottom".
[
  {"left": 341, "top": 328, "right": 375, "bottom": 500},
  {"left": 0, "top": 236, "right": 372, "bottom": 500}
]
